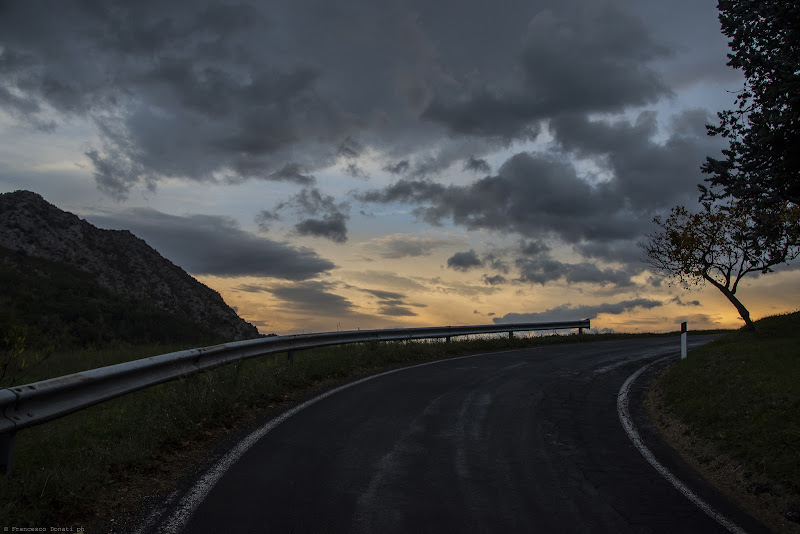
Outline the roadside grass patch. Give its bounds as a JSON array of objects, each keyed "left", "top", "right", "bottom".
[
  {"left": 1, "top": 329, "right": 720, "bottom": 527},
  {"left": 663, "top": 311, "right": 800, "bottom": 494}
]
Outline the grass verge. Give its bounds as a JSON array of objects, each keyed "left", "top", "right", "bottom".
[
  {"left": 651, "top": 311, "right": 800, "bottom": 532},
  {"left": 1, "top": 329, "right": 720, "bottom": 530}
]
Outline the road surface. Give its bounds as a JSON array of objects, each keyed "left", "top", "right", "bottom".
[{"left": 149, "top": 336, "right": 769, "bottom": 533}]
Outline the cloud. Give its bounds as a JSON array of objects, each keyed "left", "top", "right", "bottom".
[
  {"left": 344, "top": 162, "right": 369, "bottom": 179},
  {"left": 428, "top": 277, "right": 501, "bottom": 297},
  {"left": 359, "top": 108, "right": 726, "bottom": 254},
  {"left": 268, "top": 281, "right": 354, "bottom": 314},
  {"left": 463, "top": 157, "right": 491, "bottom": 174},
  {"left": 519, "top": 240, "right": 551, "bottom": 256},
  {"left": 482, "top": 253, "right": 510, "bottom": 274},
  {"left": 515, "top": 256, "right": 640, "bottom": 287},
  {"left": 483, "top": 274, "right": 507, "bottom": 286},
  {"left": 494, "top": 299, "right": 663, "bottom": 323},
  {"left": 265, "top": 187, "right": 351, "bottom": 242},
  {"left": 421, "top": 2, "right": 672, "bottom": 138},
  {"left": 363, "top": 234, "right": 457, "bottom": 259},
  {"left": 359, "top": 288, "right": 426, "bottom": 317},
  {"left": 295, "top": 214, "right": 349, "bottom": 243},
  {"left": 377, "top": 304, "right": 419, "bottom": 317},
  {"left": 254, "top": 210, "right": 281, "bottom": 232},
  {"left": 359, "top": 153, "right": 631, "bottom": 241},
  {"left": 670, "top": 296, "right": 701, "bottom": 307},
  {"left": 574, "top": 240, "right": 646, "bottom": 265},
  {"left": 549, "top": 109, "right": 720, "bottom": 210},
  {"left": 248, "top": 280, "right": 368, "bottom": 324},
  {"left": 337, "top": 136, "right": 364, "bottom": 160},
  {"left": 268, "top": 163, "right": 316, "bottom": 186},
  {"left": 0, "top": 0, "right": 701, "bottom": 199},
  {"left": 340, "top": 270, "right": 429, "bottom": 293},
  {"left": 447, "top": 249, "right": 483, "bottom": 272},
  {"left": 362, "top": 289, "right": 406, "bottom": 300},
  {"left": 86, "top": 208, "right": 334, "bottom": 279},
  {"left": 513, "top": 239, "right": 643, "bottom": 288},
  {"left": 382, "top": 160, "right": 410, "bottom": 175}
]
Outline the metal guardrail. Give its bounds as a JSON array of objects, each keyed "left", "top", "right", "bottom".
[{"left": 0, "top": 319, "right": 589, "bottom": 473}]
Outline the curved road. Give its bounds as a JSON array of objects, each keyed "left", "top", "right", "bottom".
[{"left": 151, "top": 336, "right": 769, "bottom": 533}]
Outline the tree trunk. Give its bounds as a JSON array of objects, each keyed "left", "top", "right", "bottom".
[{"left": 703, "top": 275, "right": 756, "bottom": 331}]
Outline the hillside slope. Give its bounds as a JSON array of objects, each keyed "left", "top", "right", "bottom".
[{"left": 0, "top": 190, "right": 258, "bottom": 344}]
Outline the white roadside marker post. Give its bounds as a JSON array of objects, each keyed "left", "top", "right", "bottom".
[{"left": 680, "top": 321, "right": 687, "bottom": 359}]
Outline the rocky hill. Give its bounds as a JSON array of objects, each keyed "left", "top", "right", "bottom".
[{"left": 0, "top": 190, "right": 259, "bottom": 344}]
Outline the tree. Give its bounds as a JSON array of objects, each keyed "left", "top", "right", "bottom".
[
  {"left": 640, "top": 203, "right": 800, "bottom": 331},
  {"left": 700, "top": 1, "right": 800, "bottom": 218}
]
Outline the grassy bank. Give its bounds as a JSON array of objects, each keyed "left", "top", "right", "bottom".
[
  {"left": 0, "top": 328, "right": 725, "bottom": 529},
  {"left": 662, "top": 312, "right": 800, "bottom": 492},
  {"left": 658, "top": 311, "right": 800, "bottom": 531}
]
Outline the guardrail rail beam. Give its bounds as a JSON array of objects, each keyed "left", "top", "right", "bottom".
[{"left": 0, "top": 319, "right": 589, "bottom": 474}]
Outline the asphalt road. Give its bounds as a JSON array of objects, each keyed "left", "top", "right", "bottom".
[{"left": 153, "top": 336, "right": 770, "bottom": 534}]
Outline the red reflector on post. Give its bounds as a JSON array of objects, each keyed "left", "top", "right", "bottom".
[{"left": 680, "top": 321, "right": 687, "bottom": 333}]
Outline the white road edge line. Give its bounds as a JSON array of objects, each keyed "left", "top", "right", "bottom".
[
  {"left": 146, "top": 349, "right": 520, "bottom": 534},
  {"left": 617, "top": 356, "right": 747, "bottom": 534}
]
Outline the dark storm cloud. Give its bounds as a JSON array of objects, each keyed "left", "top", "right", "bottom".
[
  {"left": 520, "top": 240, "right": 551, "bottom": 256},
  {"left": 87, "top": 208, "right": 334, "bottom": 279},
  {"left": 549, "top": 109, "right": 720, "bottom": 209},
  {"left": 265, "top": 187, "right": 351, "bottom": 242},
  {"left": 512, "top": 239, "right": 641, "bottom": 288},
  {"left": 360, "top": 153, "right": 629, "bottom": 241},
  {"left": 421, "top": 2, "right": 671, "bottom": 138},
  {"left": 482, "top": 253, "right": 510, "bottom": 274},
  {"left": 344, "top": 163, "right": 369, "bottom": 180},
  {"left": 337, "top": 137, "right": 364, "bottom": 160},
  {"left": 463, "top": 157, "right": 491, "bottom": 174},
  {"left": 295, "top": 214, "right": 349, "bottom": 243},
  {"left": 0, "top": 0, "right": 708, "bottom": 199},
  {"left": 0, "top": 1, "right": 364, "bottom": 198},
  {"left": 254, "top": 210, "right": 281, "bottom": 232},
  {"left": 268, "top": 163, "right": 316, "bottom": 186},
  {"left": 574, "top": 240, "right": 645, "bottom": 265},
  {"left": 360, "top": 109, "right": 726, "bottom": 247},
  {"left": 447, "top": 250, "right": 483, "bottom": 272},
  {"left": 515, "top": 253, "right": 640, "bottom": 287},
  {"left": 383, "top": 161, "right": 410, "bottom": 175},
  {"left": 494, "top": 299, "right": 663, "bottom": 323}
]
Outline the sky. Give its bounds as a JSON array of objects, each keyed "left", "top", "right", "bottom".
[{"left": 1, "top": 0, "right": 798, "bottom": 335}]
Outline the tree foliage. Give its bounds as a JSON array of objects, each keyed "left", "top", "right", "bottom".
[
  {"left": 0, "top": 325, "right": 53, "bottom": 388},
  {"left": 701, "top": 0, "right": 800, "bottom": 215},
  {"left": 641, "top": 204, "right": 800, "bottom": 331}
]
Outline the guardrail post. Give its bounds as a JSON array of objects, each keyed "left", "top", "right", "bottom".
[
  {"left": 287, "top": 350, "right": 295, "bottom": 365},
  {"left": 0, "top": 432, "right": 14, "bottom": 475},
  {"left": 578, "top": 327, "right": 584, "bottom": 334},
  {"left": 508, "top": 331, "right": 513, "bottom": 339}
]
